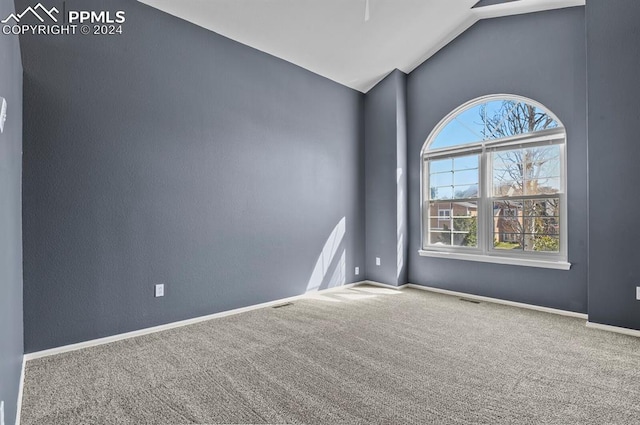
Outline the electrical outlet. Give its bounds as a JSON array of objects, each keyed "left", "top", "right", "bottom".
[
  {"left": 155, "top": 284, "right": 165, "bottom": 298},
  {"left": 355, "top": 267, "right": 360, "bottom": 275},
  {"left": 636, "top": 286, "right": 640, "bottom": 301},
  {"left": 376, "top": 257, "right": 381, "bottom": 266}
]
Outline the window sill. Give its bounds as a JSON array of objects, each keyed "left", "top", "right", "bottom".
[{"left": 417, "top": 250, "right": 571, "bottom": 270}]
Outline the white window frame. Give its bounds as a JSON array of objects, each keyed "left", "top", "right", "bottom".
[{"left": 419, "top": 95, "right": 571, "bottom": 270}]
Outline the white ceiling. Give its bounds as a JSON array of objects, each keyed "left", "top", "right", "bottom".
[{"left": 138, "top": 0, "right": 585, "bottom": 93}]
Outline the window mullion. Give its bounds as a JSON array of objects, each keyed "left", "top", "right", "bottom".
[
  {"left": 420, "top": 95, "right": 567, "bottom": 263},
  {"left": 481, "top": 149, "right": 490, "bottom": 255}
]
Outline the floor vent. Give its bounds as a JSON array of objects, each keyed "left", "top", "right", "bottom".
[
  {"left": 272, "top": 302, "right": 294, "bottom": 309},
  {"left": 459, "top": 298, "right": 481, "bottom": 304}
]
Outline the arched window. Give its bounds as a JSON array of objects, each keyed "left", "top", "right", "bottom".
[{"left": 420, "top": 95, "right": 569, "bottom": 269}]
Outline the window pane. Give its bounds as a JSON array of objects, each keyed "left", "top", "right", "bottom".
[
  {"left": 524, "top": 198, "right": 560, "bottom": 217},
  {"left": 493, "top": 200, "right": 523, "bottom": 216},
  {"left": 524, "top": 177, "right": 561, "bottom": 195},
  {"left": 494, "top": 234, "right": 523, "bottom": 250},
  {"left": 451, "top": 199, "right": 478, "bottom": 248},
  {"left": 453, "top": 155, "right": 478, "bottom": 171},
  {"left": 523, "top": 217, "right": 560, "bottom": 235},
  {"left": 429, "top": 154, "right": 479, "bottom": 201},
  {"left": 428, "top": 199, "right": 477, "bottom": 248},
  {"left": 430, "top": 105, "right": 485, "bottom": 149},
  {"left": 524, "top": 234, "right": 559, "bottom": 253},
  {"left": 424, "top": 97, "right": 565, "bottom": 256},
  {"left": 493, "top": 146, "right": 562, "bottom": 197},
  {"left": 485, "top": 100, "right": 521, "bottom": 139},
  {"left": 430, "top": 202, "right": 452, "bottom": 213},
  {"left": 430, "top": 200, "right": 453, "bottom": 231},
  {"left": 484, "top": 100, "right": 559, "bottom": 140},
  {"left": 430, "top": 158, "right": 453, "bottom": 174},
  {"left": 524, "top": 146, "right": 560, "bottom": 180},
  {"left": 430, "top": 218, "right": 451, "bottom": 231},
  {"left": 452, "top": 201, "right": 478, "bottom": 217},
  {"left": 430, "top": 172, "right": 452, "bottom": 188},
  {"left": 429, "top": 202, "right": 452, "bottom": 226},
  {"left": 454, "top": 185, "right": 478, "bottom": 199},
  {"left": 429, "top": 158, "right": 454, "bottom": 200},
  {"left": 493, "top": 198, "right": 523, "bottom": 247},
  {"left": 454, "top": 169, "right": 478, "bottom": 186},
  {"left": 492, "top": 151, "right": 523, "bottom": 196},
  {"left": 430, "top": 231, "right": 451, "bottom": 246},
  {"left": 429, "top": 229, "right": 477, "bottom": 248},
  {"left": 492, "top": 198, "right": 561, "bottom": 253},
  {"left": 428, "top": 99, "right": 560, "bottom": 151},
  {"left": 523, "top": 145, "right": 561, "bottom": 195},
  {"left": 453, "top": 233, "right": 470, "bottom": 246},
  {"left": 493, "top": 180, "right": 522, "bottom": 197},
  {"left": 453, "top": 218, "right": 478, "bottom": 248},
  {"left": 494, "top": 216, "right": 522, "bottom": 235},
  {"left": 431, "top": 186, "right": 453, "bottom": 200}
]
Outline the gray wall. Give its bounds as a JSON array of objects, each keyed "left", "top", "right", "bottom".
[
  {"left": 0, "top": 0, "right": 23, "bottom": 422},
  {"left": 20, "top": 0, "right": 365, "bottom": 353},
  {"left": 396, "top": 72, "right": 408, "bottom": 286},
  {"left": 586, "top": 0, "right": 640, "bottom": 330},
  {"left": 407, "top": 8, "right": 588, "bottom": 312},
  {"left": 364, "top": 70, "right": 408, "bottom": 286}
]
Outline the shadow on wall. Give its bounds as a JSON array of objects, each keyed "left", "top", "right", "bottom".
[
  {"left": 397, "top": 168, "right": 404, "bottom": 279},
  {"left": 306, "top": 217, "right": 347, "bottom": 293}
]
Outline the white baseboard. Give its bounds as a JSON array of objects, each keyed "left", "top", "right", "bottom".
[
  {"left": 15, "top": 356, "right": 25, "bottom": 425},
  {"left": 24, "top": 279, "right": 637, "bottom": 363},
  {"left": 405, "top": 283, "right": 589, "bottom": 320},
  {"left": 360, "top": 280, "right": 407, "bottom": 290},
  {"left": 586, "top": 321, "right": 640, "bottom": 338},
  {"left": 24, "top": 281, "right": 365, "bottom": 361}
]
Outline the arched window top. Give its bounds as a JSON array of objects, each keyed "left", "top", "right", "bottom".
[
  {"left": 425, "top": 95, "right": 563, "bottom": 152},
  {"left": 419, "top": 94, "right": 569, "bottom": 269}
]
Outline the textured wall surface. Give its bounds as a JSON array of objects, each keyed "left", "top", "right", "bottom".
[
  {"left": 396, "top": 71, "right": 408, "bottom": 286},
  {"left": 364, "top": 70, "right": 407, "bottom": 286},
  {"left": 19, "top": 0, "right": 640, "bottom": 358},
  {"left": 0, "top": 0, "right": 24, "bottom": 422},
  {"left": 587, "top": 0, "right": 640, "bottom": 330},
  {"left": 20, "top": 0, "right": 365, "bottom": 352},
  {"left": 407, "top": 8, "right": 588, "bottom": 312}
]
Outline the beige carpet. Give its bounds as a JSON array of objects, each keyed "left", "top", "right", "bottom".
[{"left": 21, "top": 285, "right": 640, "bottom": 424}]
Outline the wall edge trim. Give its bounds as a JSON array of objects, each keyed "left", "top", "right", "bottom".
[
  {"left": 361, "top": 280, "right": 408, "bottom": 290},
  {"left": 585, "top": 321, "right": 640, "bottom": 338},
  {"left": 24, "top": 281, "right": 366, "bottom": 361},
  {"left": 405, "top": 283, "right": 588, "bottom": 319},
  {"left": 15, "top": 356, "right": 25, "bottom": 425}
]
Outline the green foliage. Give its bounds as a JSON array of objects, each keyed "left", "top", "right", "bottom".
[
  {"left": 453, "top": 217, "right": 477, "bottom": 247},
  {"left": 494, "top": 241, "right": 521, "bottom": 250},
  {"left": 533, "top": 235, "right": 559, "bottom": 252},
  {"left": 532, "top": 215, "right": 559, "bottom": 252}
]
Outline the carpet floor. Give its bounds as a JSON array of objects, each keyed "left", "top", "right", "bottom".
[{"left": 21, "top": 285, "right": 640, "bottom": 424}]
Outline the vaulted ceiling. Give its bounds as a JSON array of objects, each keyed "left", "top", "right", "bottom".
[{"left": 138, "top": 0, "right": 585, "bottom": 92}]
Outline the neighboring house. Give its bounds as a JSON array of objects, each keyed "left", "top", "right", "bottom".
[
  {"left": 493, "top": 194, "right": 560, "bottom": 249},
  {"left": 430, "top": 201, "right": 478, "bottom": 231},
  {"left": 494, "top": 201, "right": 524, "bottom": 244}
]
